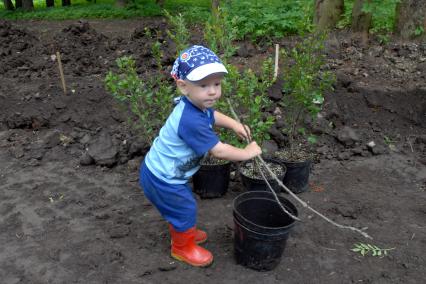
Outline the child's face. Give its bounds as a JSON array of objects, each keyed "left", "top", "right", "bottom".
[{"left": 177, "top": 74, "right": 223, "bottom": 110}]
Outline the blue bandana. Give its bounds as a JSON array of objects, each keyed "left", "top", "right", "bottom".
[{"left": 171, "top": 45, "right": 227, "bottom": 81}]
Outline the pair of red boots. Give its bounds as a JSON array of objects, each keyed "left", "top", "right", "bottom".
[{"left": 168, "top": 224, "right": 213, "bottom": 267}]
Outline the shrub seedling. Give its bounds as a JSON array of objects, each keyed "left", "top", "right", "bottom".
[
  {"left": 105, "top": 55, "right": 175, "bottom": 143},
  {"left": 351, "top": 242, "right": 395, "bottom": 257},
  {"left": 280, "top": 33, "right": 335, "bottom": 160},
  {"left": 164, "top": 10, "right": 190, "bottom": 57}
]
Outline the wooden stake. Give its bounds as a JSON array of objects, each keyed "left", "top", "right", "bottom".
[
  {"left": 56, "top": 51, "right": 67, "bottom": 95},
  {"left": 273, "top": 44, "right": 279, "bottom": 80}
]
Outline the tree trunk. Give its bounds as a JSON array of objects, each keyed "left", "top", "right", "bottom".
[
  {"left": 46, "top": 0, "right": 54, "bottom": 7},
  {"left": 351, "top": 0, "right": 372, "bottom": 46},
  {"left": 351, "top": 0, "right": 372, "bottom": 32},
  {"left": 155, "top": 0, "right": 165, "bottom": 7},
  {"left": 22, "top": 0, "right": 34, "bottom": 10},
  {"left": 62, "top": 0, "right": 71, "bottom": 6},
  {"left": 314, "top": 0, "right": 344, "bottom": 31},
  {"left": 395, "top": 0, "right": 426, "bottom": 39},
  {"left": 15, "top": 0, "right": 22, "bottom": 8},
  {"left": 115, "top": 0, "right": 128, "bottom": 7},
  {"left": 212, "top": 0, "right": 219, "bottom": 10},
  {"left": 3, "top": 0, "right": 14, "bottom": 10},
  {"left": 212, "top": 0, "right": 219, "bottom": 18}
]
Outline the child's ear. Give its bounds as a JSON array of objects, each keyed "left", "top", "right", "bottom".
[{"left": 176, "top": 79, "right": 188, "bottom": 95}]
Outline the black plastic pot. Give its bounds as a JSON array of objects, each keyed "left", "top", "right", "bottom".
[
  {"left": 239, "top": 159, "right": 286, "bottom": 192},
  {"left": 233, "top": 191, "right": 298, "bottom": 271},
  {"left": 192, "top": 162, "right": 231, "bottom": 198},
  {"left": 280, "top": 159, "right": 311, "bottom": 194}
]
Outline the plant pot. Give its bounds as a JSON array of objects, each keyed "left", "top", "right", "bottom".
[
  {"left": 192, "top": 162, "right": 231, "bottom": 199},
  {"left": 239, "top": 159, "right": 286, "bottom": 192},
  {"left": 233, "top": 191, "right": 298, "bottom": 271},
  {"left": 280, "top": 159, "right": 311, "bottom": 194}
]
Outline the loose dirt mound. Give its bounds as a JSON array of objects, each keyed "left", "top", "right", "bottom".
[
  {"left": 0, "top": 20, "right": 45, "bottom": 78},
  {"left": 52, "top": 21, "right": 111, "bottom": 76}
]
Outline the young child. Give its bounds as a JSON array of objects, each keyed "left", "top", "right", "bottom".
[{"left": 139, "top": 45, "right": 262, "bottom": 267}]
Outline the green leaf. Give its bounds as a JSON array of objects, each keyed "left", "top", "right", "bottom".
[
  {"left": 367, "top": 244, "right": 376, "bottom": 250},
  {"left": 307, "top": 135, "right": 317, "bottom": 144}
]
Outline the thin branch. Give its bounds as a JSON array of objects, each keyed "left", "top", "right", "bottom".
[
  {"left": 226, "top": 98, "right": 373, "bottom": 240},
  {"left": 258, "top": 155, "right": 372, "bottom": 239},
  {"left": 256, "top": 160, "right": 301, "bottom": 221},
  {"left": 289, "top": 104, "right": 304, "bottom": 157},
  {"left": 227, "top": 98, "right": 299, "bottom": 221}
]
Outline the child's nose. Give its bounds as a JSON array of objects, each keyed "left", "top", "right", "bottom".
[
  {"left": 209, "top": 85, "right": 220, "bottom": 95},
  {"left": 207, "top": 86, "right": 216, "bottom": 95}
]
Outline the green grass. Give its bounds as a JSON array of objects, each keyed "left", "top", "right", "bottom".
[
  {"left": 226, "top": 0, "right": 314, "bottom": 40},
  {"left": 0, "top": 0, "right": 313, "bottom": 38},
  {"left": 0, "top": 0, "right": 400, "bottom": 39},
  {"left": 0, "top": 0, "right": 211, "bottom": 21},
  {"left": 339, "top": 0, "right": 400, "bottom": 34}
]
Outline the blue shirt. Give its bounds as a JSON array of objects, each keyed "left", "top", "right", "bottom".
[{"left": 144, "top": 96, "right": 219, "bottom": 184}]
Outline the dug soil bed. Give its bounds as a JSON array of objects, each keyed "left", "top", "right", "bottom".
[{"left": 0, "top": 19, "right": 425, "bottom": 283}]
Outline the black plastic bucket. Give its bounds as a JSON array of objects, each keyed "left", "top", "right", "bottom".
[
  {"left": 239, "top": 160, "right": 286, "bottom": 192},
  {"left": 233, "top": 191, "right": 298, "bottom": 271},
  {"left": 281, "top": 160, "right": 311, "bottom": 194},
  {"left": 192, "top": 162, "right": 231, "bottom": 198}
]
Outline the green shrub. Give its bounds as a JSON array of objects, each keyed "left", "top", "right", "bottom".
[
  {"left": 223, "top": 0, "right": 313, "bottom": 41},
  {"left": 105, "top": 55, "right": 175, "bottom": 143},
  {"left": 339, "top": 0, "right": 400, "bottom": 35},
  {"left": 204, "top": 5, "right": 238, "bottom": 61},
  {"left": 363, "top": 0, "right": 400, "bottom": 34},
  {"left": 280, "top": 33, "right": 335, "bottom": 160},
  {"left": 164, "top": 10, "right": 190, "bottom": 57},
  {"left": 219, "top": 57, "right": 275, "bottom": 148}
]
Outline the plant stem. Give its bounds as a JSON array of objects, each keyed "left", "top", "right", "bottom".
[
  {"left": 227, "top": 98, "right": 299, "bottom": 221},
  {"left": 289, "top": 105, "right": 303, "bottom": 159}
]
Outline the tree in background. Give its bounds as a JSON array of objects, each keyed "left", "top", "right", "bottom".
[
  {"left": 352, "top": 0, "right": 372, "bottom": 33},
  {"left": 212, "top": 0, "right": 219, "bottom": 11},
  {"left": 3, "top": 0, "right": 14, "bottom": 10},
  {"left": 351, "top": 0, "right": 372, "bottom": 45},
  {"left": 22, "top": 0, "right": 34, "bottom": 10},
  {"left": 314, "top": 0, "right": 344, "bottom": 31},
  {"left": 395, "top": 0, "right": 426, "bottom": 39},
  {"left": 46, "top": 0, "right": 54, "bottom": 8},
  {"left": 115, "top": 0, "right": 128, "bottom": 7},
  {"left": 62, "top": 0, "right": 71, "bottom": 6}
]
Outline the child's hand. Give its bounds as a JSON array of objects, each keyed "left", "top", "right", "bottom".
[
  {"left": 244, "top": 141, "right": 262, "bottom": 159},
  {"left": 234, "top": 123, "right": 252, "bottom": 141}
]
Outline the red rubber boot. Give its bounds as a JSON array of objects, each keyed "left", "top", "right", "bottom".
[
  {"left": 168, "top": 224, "right": 207, "bottom": 244},
  {"left": 169, "top": 226, "right": 213, "bottom": 267},
  {"left": 194, "top": 228, "right": 207, "bottom": 244}
]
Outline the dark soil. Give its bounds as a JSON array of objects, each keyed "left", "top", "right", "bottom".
[
  {"left": 0, "top": 19, "right": 425, "bottom": 284},
  {"left": 240, "top": 160, "right": 284, "bottom": 180}
]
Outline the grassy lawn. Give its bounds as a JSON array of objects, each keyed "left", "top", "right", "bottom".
[
  {"left": 0, "top": 0, "right": 211, "bottom": 21},
  {"left": 0, "top": 0, "right": 399, "bottom": 39}
]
